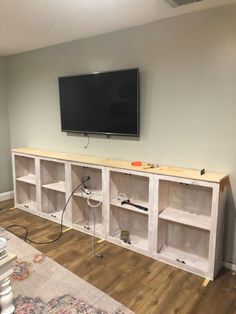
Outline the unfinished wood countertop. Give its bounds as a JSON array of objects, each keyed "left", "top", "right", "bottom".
[{"left": 12, "top": 147, "right": 228, "bottom": 183}]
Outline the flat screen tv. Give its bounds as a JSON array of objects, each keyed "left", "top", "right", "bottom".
[{"left": 58, "top": 68, "right": 139, "bottom": 136}]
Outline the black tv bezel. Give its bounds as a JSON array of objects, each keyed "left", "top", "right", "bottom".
[{"left": 58, "top": 68, "right": 140, "bottom": 137}]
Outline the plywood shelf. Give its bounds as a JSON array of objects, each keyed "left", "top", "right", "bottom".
[
  {"left": 111, "top": 197, "right": 148, "bottom": 215},
  {"left": 42, "top": 181, "right": 66, "bottom": 193},
  {"left": 158, "top": 246, "right": 208, "bottom": 274},
  {"left": 73, "top": 220, "right": 103, "bottom": 236},
  {"left": 19, "top": 200, "right": 37, "bottom": 211},
  {"left": 111, "top": 230, "right": 148, "bottom": 251},
  {"left": 159, "top": 207, "right": 211, "bottom": 230},
  {"left": 16, "top": 174, "right": 36, "bottom": 185},
  {"left": 41, "top": 210, "right": 63, "bottom": 222},
  {"left": 74, "top": 189, "right": 103, "bottom": 202}
]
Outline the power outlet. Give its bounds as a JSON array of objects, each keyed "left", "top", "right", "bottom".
[{"left": 82, "top": 176, "right": 90, "bottom": 190}]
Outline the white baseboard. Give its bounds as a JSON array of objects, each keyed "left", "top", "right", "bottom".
[
  {"left": 0, "top": 191, "right": 14, "bottom": 202},
  {"left": 223, "top": 261, "right": 236, "bottom": 272}
]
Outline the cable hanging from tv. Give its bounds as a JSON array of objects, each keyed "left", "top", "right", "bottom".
[{"left": 84, "top": 134, "right": 90, "bottom": 149}]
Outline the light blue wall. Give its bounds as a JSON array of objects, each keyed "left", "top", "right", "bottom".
[{"left": 0, "top": 57, "right": 12, "bottom": 193}]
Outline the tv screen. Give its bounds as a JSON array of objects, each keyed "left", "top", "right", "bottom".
[{"left": 58, "top": 68, "right": 139, "bottom": 136}]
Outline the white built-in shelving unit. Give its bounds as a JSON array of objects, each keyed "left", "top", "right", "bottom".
[{"left": 12, "top": 148, "right": 228, "bottom": 280}]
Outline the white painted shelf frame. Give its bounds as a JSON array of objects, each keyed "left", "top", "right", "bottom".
[
  {"left": 69, "top": 162, "right": 104, "bottom": 237},
  {"left": 12, "top": 148, "right": 228, "bottom": 280}
]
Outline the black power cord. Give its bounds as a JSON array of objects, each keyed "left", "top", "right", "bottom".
[{"left": 6, "top": 177, "right": 90, "bottom": 245}]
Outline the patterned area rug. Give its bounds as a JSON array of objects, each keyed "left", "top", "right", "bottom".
[{"left": 0, "top": 229, "right": 133, "bottom": 314}]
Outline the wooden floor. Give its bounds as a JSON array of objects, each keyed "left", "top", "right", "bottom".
[{"left": 0, "top": 200, "right": 235, "bottom": 314}]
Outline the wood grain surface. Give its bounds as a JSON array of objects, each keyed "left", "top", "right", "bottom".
[{"left": 0, "top": 200, "right": 235, "bottom": 314}]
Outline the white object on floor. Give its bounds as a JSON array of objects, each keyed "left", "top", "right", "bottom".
[
  {"left": 0, "top": 238, "right": 7, "bottom": 260},
  {"left": 0, "top": 253, "right": 17, "bottom": 314}
]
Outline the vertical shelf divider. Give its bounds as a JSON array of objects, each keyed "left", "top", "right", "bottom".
[
  {"left": 35, "top": 157, "right": 41, "bottom": 213},
  {"left": 150, "top": 175, "right": 159, "bottom": 256}
]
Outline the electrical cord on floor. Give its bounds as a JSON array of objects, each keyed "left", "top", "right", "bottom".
[{"left": 5, "top": 177, "right": 90, "bottom": 245}]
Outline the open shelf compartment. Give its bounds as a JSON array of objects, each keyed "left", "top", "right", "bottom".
[
  {"left": 110, "top": 205, "right": 149, "bottom": 251},
  {"left": 16, "top": 181, "right": 37, "bottom": 211},
  {"left": 41, "top": 159, "right": 66, "bottom": 193},
  {"left": 72, "top": 196, "right": 103, "bottom": 236},
  {"left": 157, "top": 219, "right": 209, "bottom": 274},
  {"left": 110, "top": 170, "right": 149, "bottom": 213},
  {"left": 15, "top": 155, "right": 36, "bottom": 185},
  {"left": 158, "top": 179, "right": 212, "bottom": 230},
  {"left": 41, "top": 188, "right": 65, "bottom": 220},
  {"left": 71, "top": 164, "right": 103, "bottom": 200}
]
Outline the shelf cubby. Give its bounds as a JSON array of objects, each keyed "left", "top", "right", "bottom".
[
  {"left": 109, "top": 205, "right": 149, "bottom": 251},
  {"left": 41, "top": 159, "right": 66, "bottom": 193},
  {"left": 157, "top": 220, "right": 209, "bottom": 274},
  {"left": 110, "top": 170, "right": 149, "bottom": 213},
  {"left": 16, "top": 181, "right": 37, "bottom": 211},
  {"left": 71, "top": 164, "right": 102, "bottom": 197},
  {"left": 15, "top": 155, "right": 36, "bottom": 185},
  {"left": 41, "top": 188, "right": 66, "bottom": 220},
  {"left": 158, "top": 179, "right": 212, "bottom": 230},
  {"left": 72, "top": 196, "right": 103, "bottom": 236}
]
